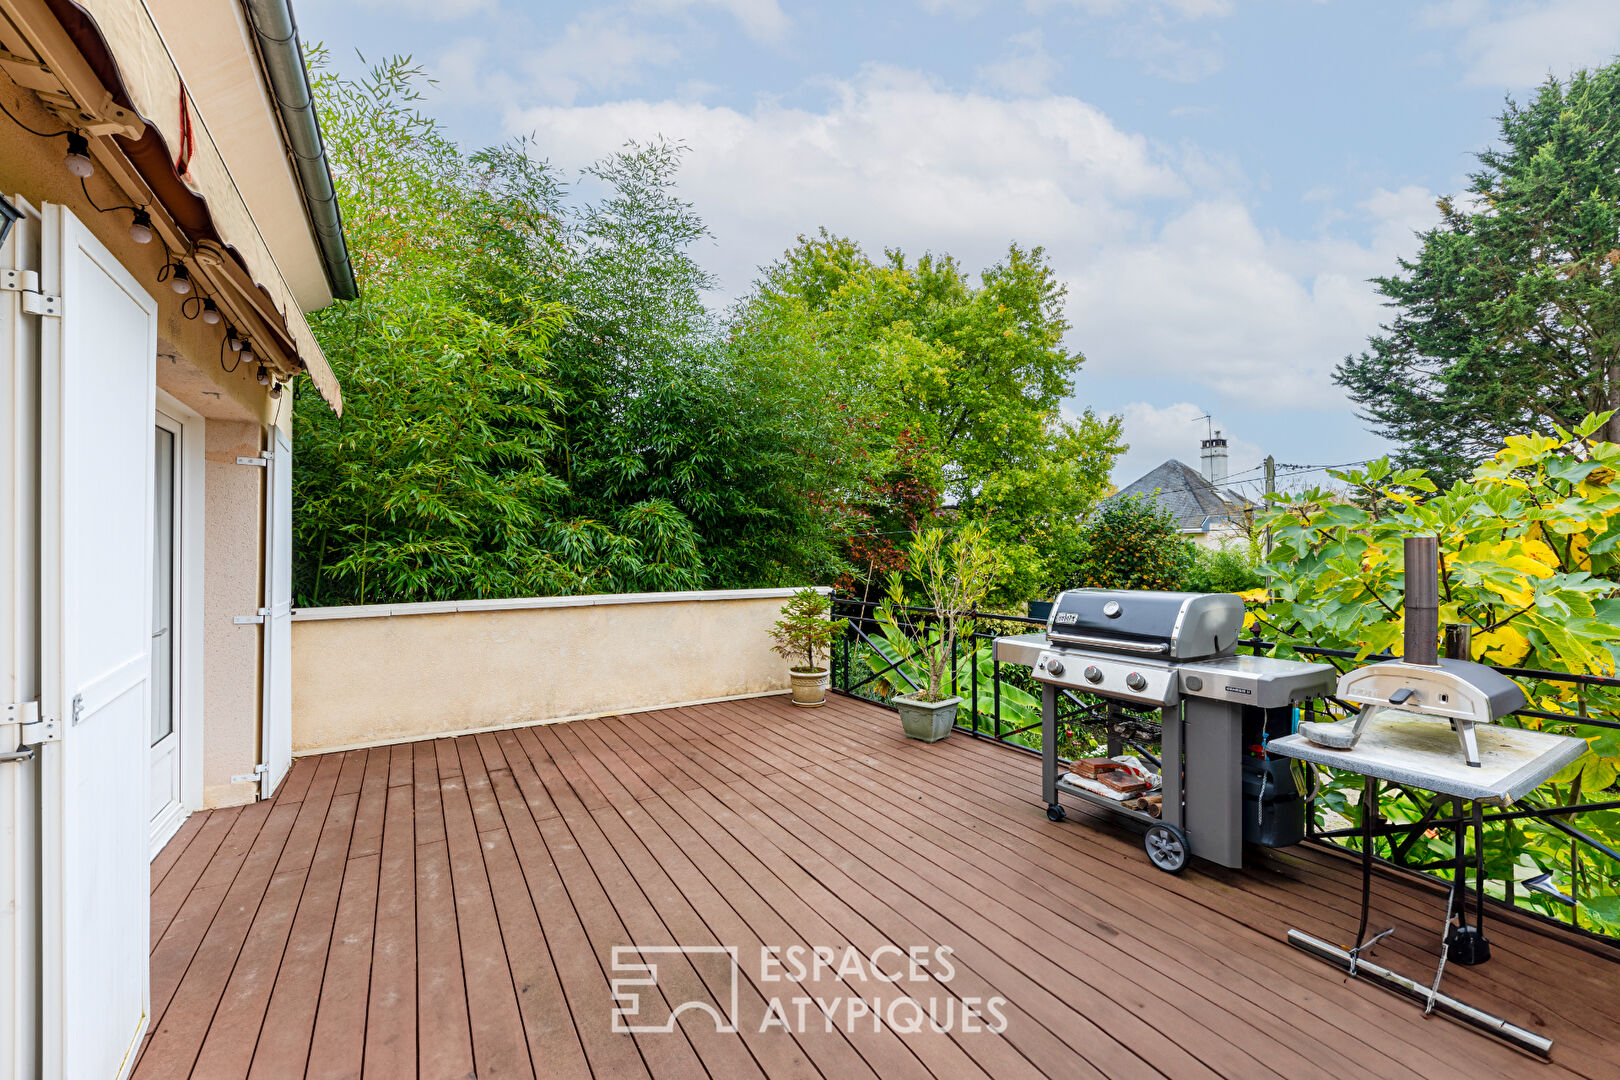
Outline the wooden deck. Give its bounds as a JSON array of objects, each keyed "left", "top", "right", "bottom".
[{"left": 136, "top": 694, "right": 1620, "bottom": 1080}]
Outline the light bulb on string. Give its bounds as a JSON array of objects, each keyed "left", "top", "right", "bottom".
[
  {"left": 63, "top": 134, "right": 94, "bottom": 179},
  {"left": 226, "top": 329, "right": 243, "bottom": 352},
  {"left": 128, "top": 209, "right": 153, "bottom": 245},
  {"left": 169, "top": 264, "right": 191, "bottom": 295},
  {"left": 256, "top": 365, "right": 270, "bottom": 386},
  {"left": 200, "top": 298, "right": 221, "bottom": 325}
]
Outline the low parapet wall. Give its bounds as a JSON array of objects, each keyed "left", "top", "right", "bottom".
[{"left": 290, "top": 587, "right": 821, "bottom": 754}]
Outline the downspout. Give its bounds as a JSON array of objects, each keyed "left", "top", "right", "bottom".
[{"left": 240, "top": 0, "right": 358, "bottom": 301}]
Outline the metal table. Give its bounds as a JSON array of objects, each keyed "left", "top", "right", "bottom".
[{"left": 1268, "top": 715, "right": 1588, "bottom": 1057}]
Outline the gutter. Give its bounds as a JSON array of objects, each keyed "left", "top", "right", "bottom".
[{"left": 240, "top": 0, "right": 358, "bottom": 301}]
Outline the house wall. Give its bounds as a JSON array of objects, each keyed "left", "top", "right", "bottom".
[
  {"left": 1, "top": 86, "right": 280, "bottom": 810},
  {"left": 289, "top": 589, "right": 823, "bottom": 754},
  {"left": 202, "top": 419, "right": 264, "bottom": 807}
]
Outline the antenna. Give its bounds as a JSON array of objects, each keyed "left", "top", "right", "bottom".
[{"left": 1192, "top": 412, "right": 1214, "bottom": 442}]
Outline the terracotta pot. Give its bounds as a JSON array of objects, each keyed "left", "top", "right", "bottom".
[
  {"left": 892, "top": 693, "right": 960, "bottom": 742},
  {"left": 789, "top": 667, "right": 830, "bottom": 708}
]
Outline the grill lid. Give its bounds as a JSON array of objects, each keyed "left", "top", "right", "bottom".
[{"left": 1045, "top": 589, "right": 1245, "bottom": 660}]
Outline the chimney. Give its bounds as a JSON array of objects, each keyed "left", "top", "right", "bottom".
[
  {"left": 1403, "top": 536, "right": 1439, "bottom": 667},
  {"left": 1200, "top": 431, "right": 1229, "bottom": 484}
]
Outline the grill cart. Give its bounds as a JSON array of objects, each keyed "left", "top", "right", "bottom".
[{"left": 996, "top": 588, "right": 1335, "bottom": 872}]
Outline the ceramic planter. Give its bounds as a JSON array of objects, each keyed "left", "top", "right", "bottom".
[
  {"left": 892, "top": 693, "right": 960, "bottom": 742},
  {"left": 789, "top": 667, "right": 830, "bottom": 708}
]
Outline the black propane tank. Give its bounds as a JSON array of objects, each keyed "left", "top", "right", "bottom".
[{"left": 1242, "top": 756, "right": 1305, "bottom": 848}]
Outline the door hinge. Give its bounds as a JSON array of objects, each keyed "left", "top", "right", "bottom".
[
  {"left": 1, "top": 268, "right": 62, "bottom": 317},
  {"left": 7, "top": 699, "right": 58, "bottom": 745},
  {"left": 234, "top": 607, "right": 268, "bottom": 625},
  {"left": 231, "top": 763, "right": 268, "bottom": 784},
  {"left": 235, "top": 456, "right": 268, "bottom": 467}
]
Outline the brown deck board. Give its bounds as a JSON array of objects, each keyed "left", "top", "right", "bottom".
[
  {"left": 680, "top": 698, "right": 1442, "bottom": 1077},
  {"left": 781, "top": 695, "right": 1620, "bottom": 1068},
  {"left": 363, "top": 783, "right": 418, "bottom": 1080},
  {"left": 150, "top": 812, "right": 208, "bottom": 893},
  {"left": 247, "top": 790, "right": 360, "bottom": 1080},
  {"left": 683, "top": 697, "right": 1551, "bottom": 1078},
  {"left": 136, "top": 696, "right": 1620, "bottom": 1080}
]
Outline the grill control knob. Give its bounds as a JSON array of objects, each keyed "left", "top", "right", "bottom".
[
  {"left": 1084, "top": 665, "right": 1103, "bottom": 683},
  {"left": 1046, "top": 658, "right": 1065, "bottom": 677},
  {"left": 1126, "top": 672, "right": 1148, "bottom": 692}
]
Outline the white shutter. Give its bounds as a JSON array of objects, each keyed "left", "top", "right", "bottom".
[
  {"left": 261, "top": 425, "right": 293, "bottom": 798},
  {"left": 1, "top": 196, "right": 42, "bottom": 1080},
  {"left": 38, "top": 204, "right": 157, "bottom": 1079}
]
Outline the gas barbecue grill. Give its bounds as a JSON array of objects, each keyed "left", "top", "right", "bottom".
[{"left": 996, "top": 589, "right": 1336, "bottom": 872}]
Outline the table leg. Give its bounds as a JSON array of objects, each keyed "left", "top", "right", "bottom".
[
  {"left": 1446, "top": 797, "right": 1491, "bottom": 965},
  {"left": 1356, "top": 773, "right": 1375, "bottom": 951}
]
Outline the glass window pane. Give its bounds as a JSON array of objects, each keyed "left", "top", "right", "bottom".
[{"left": 151, "top": 426, "right": 175, "bottom": 747}]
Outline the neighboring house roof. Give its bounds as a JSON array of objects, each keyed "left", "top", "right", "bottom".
[{"left": 1111, "top": 459, "right": 1250, "bottom": 534}]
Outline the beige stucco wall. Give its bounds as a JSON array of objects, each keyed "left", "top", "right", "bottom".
[
  {"left": 201, "top": 420, "right": 264, "bottom": 807},
  {"left": 291, "top": 589, "right": 823, "bottom": 754}
]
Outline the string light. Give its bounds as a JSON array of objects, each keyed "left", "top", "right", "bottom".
[
  {"left": 128, "top": 209, "right": 153, "bottom": 245},
  {"left": 255, "top": 364, "right": 270, "bottom": 386},
  {"left": 200, "top": 298, "right": 220, "bottom": 324},
  {"left": 168, "top": 264, "right": 191, "bottom": 295},
  {"left": 63, "top": 133, "right": 94, "bottom": 178}
]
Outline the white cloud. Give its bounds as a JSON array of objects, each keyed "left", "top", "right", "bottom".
[
  {"left": 977, "top": 30, "right": 1058, "bottom": 96},
  {"left": 354, "top": 0, "right": 496, "bottom": 18},
  {"left": 1109, "top": 25, "right": 1225, "bottom": 82},
  {"left": 1109, "top": 401, "right": 1263, "bottom": 488},
  {"left": 1071, "top": 185, "right": 1438, "bottom": 409},
  {"left": 508, "top": 66, "right": 1183, "bottom": 293},
  {"left": 524, "top": 10, "right": 684, "bottom": 104},
  {"left": 1436, "top": 0, "right": 1620, "bottom": 86},
  {"left": 636, "top": 0, "right": 790, "bottom": 42}
]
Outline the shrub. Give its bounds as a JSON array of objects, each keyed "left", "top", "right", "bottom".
[
  {"left": 1183, "top": 543, "right": 1265, "bottom": 594},
  {"left": 1064, "top": 494, "right": 1194, "bottom": 591},
  {"left": 768, "top": 589, "right": 846, "bottom": 672},
  {"left": 1255, "top": 414, "right": 1620, "bottom": 933}
]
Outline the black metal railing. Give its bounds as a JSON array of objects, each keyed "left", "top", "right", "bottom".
[{"left": 828, "top": 592, "right": 1620, "bottom": 947}]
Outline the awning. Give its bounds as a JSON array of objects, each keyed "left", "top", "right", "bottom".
[{"left": 0, "top": 0, "right": 344, "bottom": 411}]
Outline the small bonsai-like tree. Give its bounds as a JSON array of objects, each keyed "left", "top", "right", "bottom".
[
  {"left": 769, "top": 588, "right": 847, "bottom": 673},
  {"left": 909, "top": 525, "right": 1001, "bottom": 701}
]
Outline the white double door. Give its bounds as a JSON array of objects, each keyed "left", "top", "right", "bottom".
[{"left": 3, "top": 201, "right": 159, "bottom": 1079}]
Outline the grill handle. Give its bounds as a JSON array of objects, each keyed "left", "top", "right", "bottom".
[{"left": 1047, "top": 633, "right": 1170, "bottom": 655}]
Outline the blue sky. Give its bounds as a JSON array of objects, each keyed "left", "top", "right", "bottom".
[{"left": 299, "top": 0, "right": 1620, "bottom": 492}]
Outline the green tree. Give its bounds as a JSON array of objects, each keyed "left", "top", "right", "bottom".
[
  {"left": 736, "top": 230, "right": 1124, "bottom": 602},
  {"left": 296, "top": 56, "right": 709, "bottom": 604},
  {"left": 1337, "top": 61, "right": 1620, "bottom": 483},
  {"left": 1064, "top": 494, "right": 1194, "bottom": 591}
]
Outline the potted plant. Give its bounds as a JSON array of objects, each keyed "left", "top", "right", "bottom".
[
  {"left": 892, "top": 525, "right": 1000, "bottom": 741},
  {"left": 769, "top": 588, "right": 847, "bottom": 708}
]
